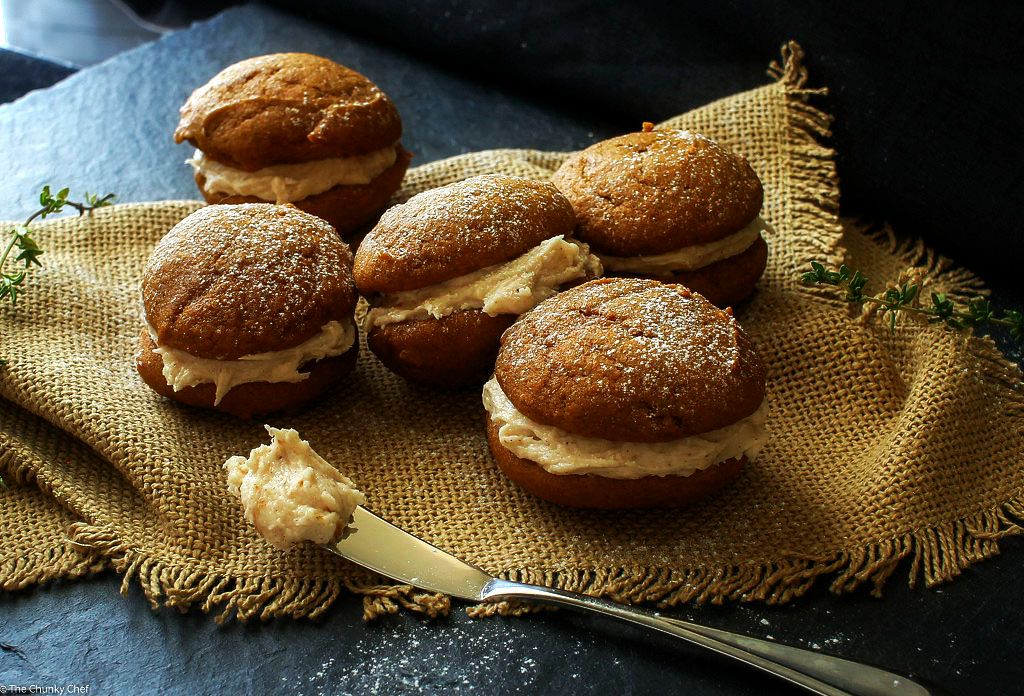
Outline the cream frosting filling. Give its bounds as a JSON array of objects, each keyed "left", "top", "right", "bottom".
[
  {"left": 599, "top": 216, "right": 772, "bottom": 275},
  {"left": 482, "top": 378, "right": 769, "bottom": 479},
  {"left": 150, "top": 319, "right": 356, "bottom": 405},
  {"left": 225, "top": 426, "right": 366, "bottom": 550},
  {"left": 364, "top": 236, "right": 602, "bottom": 330},
  {"left": 187, "top": 144, "right": 398, "bottom": 203}
]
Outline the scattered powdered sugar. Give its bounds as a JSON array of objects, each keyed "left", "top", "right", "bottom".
[
  {"left": 381, "top": 176, "right": 557, "bottom": 256},
  {"left": 610, "top": 285, "right": 739, "bottom": 372},
  {"left": 605, "top": 130, "right": 752, "bottom": 223},
  {"left": 277, "top": 615, "right": 572, "bottom": 695}
]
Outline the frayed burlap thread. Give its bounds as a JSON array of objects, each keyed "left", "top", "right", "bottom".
[{"left": 2, "top": 42, "right": 1023, "bottom": 622}]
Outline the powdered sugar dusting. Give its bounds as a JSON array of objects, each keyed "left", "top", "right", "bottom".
[
  {"left": 496, "top": 278, "right": 765, "bottom": 439},
  {"left": 142, "top": 203, "right": 355, "bottom": 359},
  {"left": 355, "top": 174, "right": 576, "bottom": 292},
  {"left": 276, "top": 613, "right": 601, "bottom": 695}
]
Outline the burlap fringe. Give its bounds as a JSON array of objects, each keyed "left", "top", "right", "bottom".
[
  {"left": 767, "top": 41, "right": 845, "bottom": 297},
  {"left": 0, "top": 446, "right": 108, "bottom": 589},
  {"left": 469, "top": 498, "right": 1024, "bottom": 618},
  {"left": 0, "top": 546, "right": 106, "bottom": 592},
  {"left": 64, "top": 521, "right": 450, "bottom": 623},
  {"left": 860, "top": 222, "right": 990, "bottom": 302},
  {"left": 351, "top": 582, "right": 451, "bottom": 622}
]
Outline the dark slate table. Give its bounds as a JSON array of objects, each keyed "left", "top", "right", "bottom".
[{"left": 2, "top": 6, "right": 1022, "bottom": 694}]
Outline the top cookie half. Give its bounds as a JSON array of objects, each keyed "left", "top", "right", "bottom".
[
  {"left": 142, "top": 204, "right": 357, "bottom": 359},
  {"left": 495, "top": 278, "right": 766, "bottom": 441},
  {"left": 174, "top": 53, "right": 403, "bottom": 171},
  {"left": 354, "top": 174, "right": 577, "bottom": 293},
  {"left": 551, "top": 129, "right": 763, "bottom": 256}
]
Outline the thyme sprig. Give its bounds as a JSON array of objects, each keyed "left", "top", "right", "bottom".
[
  {"left": 1, "top": 186, "right": 115, "bottom": 306},
  {"left": 0, "top": 187, "right": 114, "bottom": 488},
  {"left": 802, "top": 261, "right": 1024, "bottom": 339}
]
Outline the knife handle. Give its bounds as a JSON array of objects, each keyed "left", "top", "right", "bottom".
[{"left": 480, "top": 579, "right": 931, "bottom": 696}]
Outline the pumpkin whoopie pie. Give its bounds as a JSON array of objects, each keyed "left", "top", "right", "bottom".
[
  {"left": 137, "top": 204, "right": 359, "bottom": 418},
  {"left": 483, "top": 278, "right": 768, "bottom": 509},
  {"left": 174, "top": 53, "right": 411, "bottom": 236},
  {"left": 353, "top": 174, "right": 602, "bottom": 387},
  {"left": 551, "top": 126, "right": 771, "bottom": 307}
]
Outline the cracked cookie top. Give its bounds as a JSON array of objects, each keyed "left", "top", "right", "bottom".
[
  {"left": 142, "top": 204, "right": 357, "bottom": 359},
  {"left": 551, "top": 129, "right": 763, "bottom": 256},
  {"left": 494, "top": 277, "right": 766, "bottom": 441},
  {"left": 174, "top": 53, "right": 402, "bottom": 171}
]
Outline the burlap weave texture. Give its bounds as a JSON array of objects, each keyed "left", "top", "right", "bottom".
[{"left": 2, "top": 44, "right": 1022, "bottom": 621}]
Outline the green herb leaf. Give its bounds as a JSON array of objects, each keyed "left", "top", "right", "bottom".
[
  {"left": 2, "top": 185, "right": 117, "bottom": 315},
  {"left": 801, "top": 260, "right": 1021, "bottom": 342},
  {"left": 847, "top": 270, "right": 867, "bottom": 302},
  {"left": 1006, "top": 310, "right": 1024, "bottom": 340}
]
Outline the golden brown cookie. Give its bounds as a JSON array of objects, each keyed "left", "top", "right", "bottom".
[
  {"left": 175, "top": 53, "right": 408, "bottom": 235},
  {"left": 485, "top": 277, "right": 767, "bottom": 508},
  {"left": 355, "top": 175, "right": 600, "bottom": 387},
  {"left": 366, "top": 310, "right": 516, "bottom": 387},
  {"left": 175, "top": 53, "right": 402, "bottom": 169},
  {"left": 354, "top": 175, "right": 577, "bottom": 293},
  {"left": 138, "top": 203, "right": 359, "bottom": 416},
  {"left": 552, "top": 128, "right": 767, "bottom": 305}
]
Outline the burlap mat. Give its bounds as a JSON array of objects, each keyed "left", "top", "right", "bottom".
[{"left": 2, "top": 44, "right": 1023, "bottom": 622}]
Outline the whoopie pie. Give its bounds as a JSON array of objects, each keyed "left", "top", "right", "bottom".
[
  {"left": 551, "top": 127, "right": 770, "bottom": 307},
  {"left": 483, "top": 277, "right": 768, "bottom": 509},
  {"left": 353, "top": 174, "right": 602, "bottom": 387},
  {"left": 174, "top": 53, "right": 411, "bottom": 236},
  {"left": 137, "top": 204, "right": 359, "bottom": 418}
]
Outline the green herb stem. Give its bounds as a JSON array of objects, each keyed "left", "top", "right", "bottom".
[
  {"left": 1, "top": 186, "right": 115, "bottom": 307},
  {"left": 801, "top": 261, "right": 1024, "bottom": 340},
  {"left": 857, "top": 294, "right": 1019, "bottom": 329},
  {"left": 0, "top": 232, "right": 20, "bottom": 273}
]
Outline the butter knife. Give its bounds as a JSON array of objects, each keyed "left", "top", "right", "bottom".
[{"left": 328, "top": 507, "right": 931, "bottom": 696}]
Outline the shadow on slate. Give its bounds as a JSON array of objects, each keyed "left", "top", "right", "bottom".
[
  {"left": 2, "top": 4, "right": 1024, "bottom": 695},
  {"left": 0, "top": 48, "right": 76, "bottom": 105}
]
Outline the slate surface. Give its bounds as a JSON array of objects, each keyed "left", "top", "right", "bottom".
[
  {"left": 0, "top": 5, "right": 617, "bottom": 220},
  {"left": 1, "top": 5, "right": 1023, "bottom": 695}
]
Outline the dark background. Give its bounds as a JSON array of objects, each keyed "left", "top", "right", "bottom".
[
  {"left": 152, "top": 1, "right": 1024, "bottom": 289},
  {"left": 5, "top": 0, "right": 1021, "bottom": 283},
  {"left": 1, "top": 2, "right": 1023, "bottom": 694}
]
